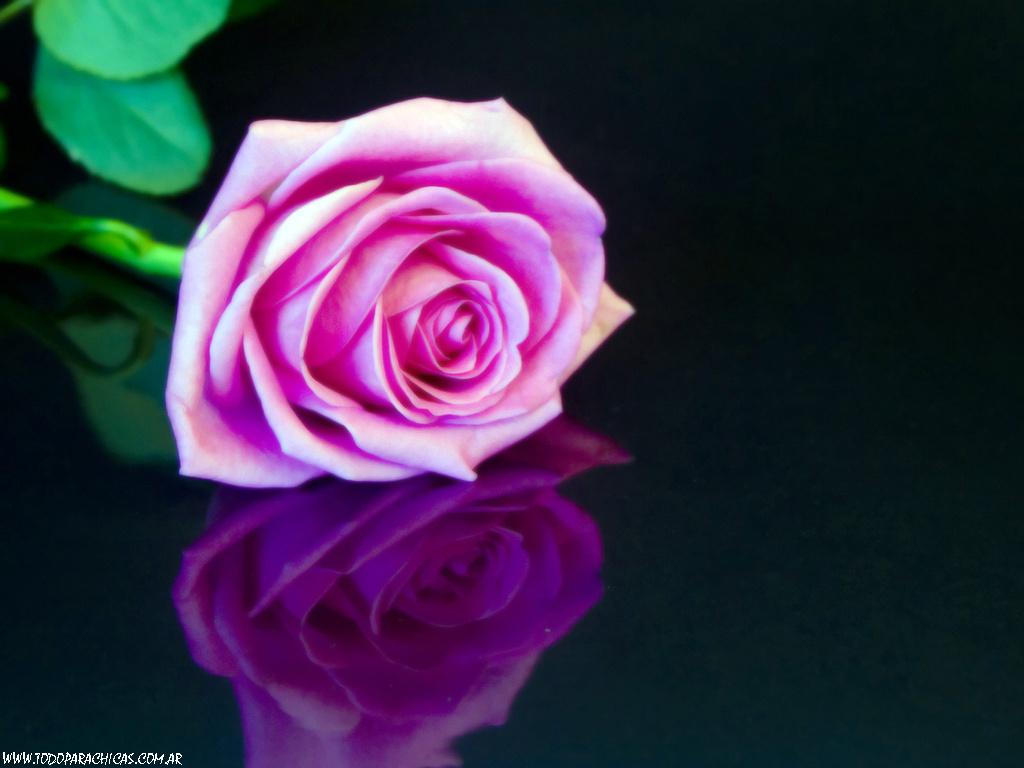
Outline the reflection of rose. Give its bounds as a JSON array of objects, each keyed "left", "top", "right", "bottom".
[
  {"left": 166, "top": 97, "right": 634, "bottom": 487},
  {"left": 232, "top": 653, "right": 537, "bottom": 768},
  {"left": 173, "top": 420, "right": 624, "bottom": 767}
]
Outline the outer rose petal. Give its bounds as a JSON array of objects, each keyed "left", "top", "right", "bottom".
[
  {"left": 563, "top": 282, "right": 635, "bottom": 381},
  {"left": 393, "top": 158, "right": 607, "bottom": 322},
  {"left": 201, "top": 120, "right": 341, "bottom": 236},
  {"left": 291, "top": 391, "right": 564, "bottom": 480},
  {"left": 209, "top": 180, "right": 383, "bottom": 398},
  {"left": 242, "top": 324, "right": 418, "bottom": 482},
  {"left": 268, "top": 98, "right": 562, "bottom": 208},
  {"left": 166, "top": 203, "right": 321, "bottom": 487}
]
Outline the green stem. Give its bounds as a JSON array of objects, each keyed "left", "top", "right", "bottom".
[
  {"left": 0, "top": 0, "right": 32, "bottom": 26},
  {"left": 79, "top": 224, "right": 187, "bottom": 279},
  {"left": 0, "top": 185, "right": 187, "bottom": 279}
]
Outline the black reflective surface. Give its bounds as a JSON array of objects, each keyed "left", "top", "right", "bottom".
[{"left": 2, "top": 1, "right": 1023, "bottom": 766}]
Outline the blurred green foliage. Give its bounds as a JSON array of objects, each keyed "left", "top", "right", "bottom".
[
  {"left": 0, "top": 82, "right": 7, "bottom": 173},
  {"left": 0, "top": 0, "right": 281, "bottom": 196},
  {"left": 33, "top": 0, "right": 230, "bottom": 80},
  {"left": 34, "top": 50, "right": 212, "bottom": 195}
]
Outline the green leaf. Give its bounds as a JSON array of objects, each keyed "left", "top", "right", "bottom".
[
  {"left": 33, "top": 0, "right": 230, "bottom": 80},
  {"left": 229, "top": 0, "right": 281, "bottom": 22},
  {"left": 33, "top": 49, "right": 211, "bottom": 195}
]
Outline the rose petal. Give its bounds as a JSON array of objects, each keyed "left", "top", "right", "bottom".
[
  {"left": 447, "top": 277, "right": 583, "bottom": 425},
  {"left": 173, "top": 486, "right": 294, "bottom": 678},
  {"left": 379, "top": 310, "right": 513, "bottom": 421},
  {"left": 201, "top": 120, "right": 341, "bottom": 236},
  {"left": 208, "top": 181, "right": 381, "bottom": 398},
  {"left": 563, "top": 281, "right": 635, "bottom": 381},
  {"left": 396, "top": 525, "right": 530, "bottom": 628},
  {"left": 301, "top": 185, "right": 491, "bottom": 367},
  {"left": 242, "top": 323, "right": 417, "bottom": 481},
  {"left": 393, "top": 157, "right": 606, "bottom": 321},
  {"left": 211, "top": 546, "right": 361, "bottom": 734},
  {"left": 422, "top": 239, "right": 532, "bottom": 347},
  {"left": 403, "top": 215, "right": 557, "bottom": 350},
  {"left": 167, "top": 203, "right": 323, "bottom": 487},
  {"left": 285, "top": 391, "right": 563, "bottom": 480},
  {"left": 268, "top": 98, "right": 562, "bottom": 209}
]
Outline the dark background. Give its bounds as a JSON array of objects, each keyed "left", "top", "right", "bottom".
[{"left": 1, "top": 1, "right": 1022, "bottom": 765}]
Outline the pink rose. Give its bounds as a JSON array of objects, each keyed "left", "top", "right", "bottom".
[{"left": 167, "top": 97, "right": 633, "bottom": 485}]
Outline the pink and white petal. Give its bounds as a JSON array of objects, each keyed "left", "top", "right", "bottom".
[
  {"left": 451, "top": 277, "right": 584, "bottom": 425},
  {"left": 251, "top": 178, "right": 382, "bottom": 275},
  {"left": 200, "top": 120, "right": 341, "bottom": 236},
  {"left": 268, "top": 98, "right": 562, "bottom": 208},
  {"left": 168, "top": 386, "right": 323, "bottom": 487},
  {"left": 253, "top": 184, "right": 479, "bottom": 319},
  {"left": 209, "top": 182, "right": 383, "bottom": 397},
  {"left": 252, "top": 279, "right": 319, "bottom": 375},
  {"left": 393, "top": 158, "right": 606, "bottom": 321},
  {"left": 207, "top": 272, "right": 269, "bottom": 398},
  {"left": 242, "top": 323, "right": 417, "bottom": 481},
  {"left": 167, "top": 203, "right": 319, "bottom": 487},
  {"left": 563, "top": 281, "right": 635, "bottom": 382},
  {"left": 295, "top": 394, "right": 564, "bottom": 481},
  {"left": 303, "top": 224, "right": 452, "bottom": 367},
  {"left": 254, "top": 192, "right": 397, "bottom": 311},
  {"left": 424, "top": 240, "right": 532, "bottom": 347},
  {"left": 404, "top": 344, "right": 519, "bottom": 408},
  {"left": 298, "top": 185, "right": 488, "bottom": 371},
  {"left": 308, "top": 308, "right": 392, "bottom": 409},
  {"left": 378, "top": 312, "right": 509, "bottom": 422},
  {"left": 171, "top": 203, "right": 263, "bottom": 385},
  {"left": 379, "top": 253, "right": 465, "bottom": 315}
]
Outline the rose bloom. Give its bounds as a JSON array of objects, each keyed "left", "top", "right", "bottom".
[
  {"left": 167, "top": 97, "right": 633, "bottom": 485},
  {"left": 173, "top": 419, "right": 623, "bottom": 767}
]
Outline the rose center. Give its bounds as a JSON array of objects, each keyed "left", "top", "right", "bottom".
[
  {"left": 431, "top": 299, "right": 484, "bottom": 360},
  {"left": 400, "top": 284, "right": 502, "bottom": 384}
]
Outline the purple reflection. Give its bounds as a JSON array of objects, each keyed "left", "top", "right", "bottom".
[{"left": 173, "top": 418, "right": 626, "bottom": 767}]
